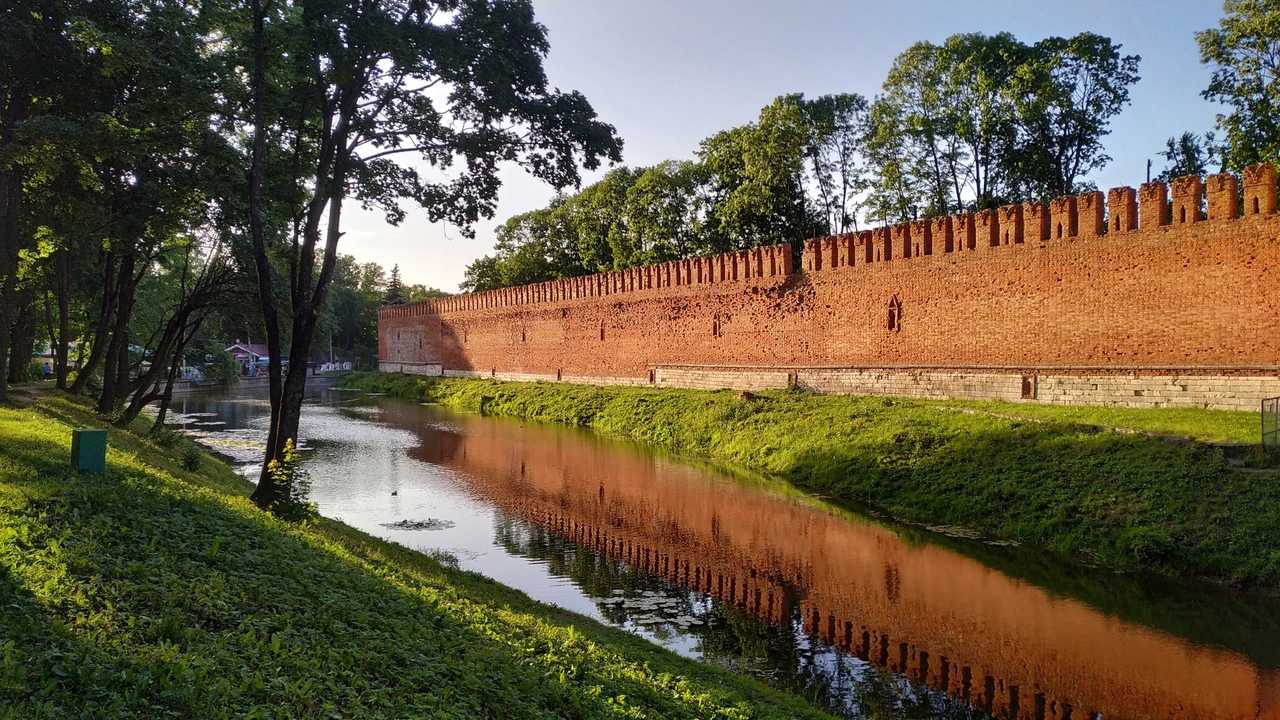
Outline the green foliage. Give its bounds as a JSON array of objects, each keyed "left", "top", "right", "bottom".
[
  {"left": 866, "top": 31, "right": 1139, "bottom": 222},
  {"left": 341, "top": 373, "right": 1280, "bottom": 587},
  {"left": 800, "top": 93, "right": 872, "bottom": 234},
  {"left": 1009, "top": 32, "right": 1142, "bottom": 199},
  {"left": 403, "top": 284, "right": 448, "bottom": 304},
  {"left": 463, "top": 92, "right": 868, "bottom": 289},
  {"left": 698, "top": 95, "right": 830, "bottom": 249},
  {"left": 151, "top": 425, "right": 180, "bottom": 449},
  {"left": 82, "top": 369, "right": 103, "bottom": 399},
  {"left": 384, "top": 264, "right": 404, "bottom": 304},
  {"left": 322, "top": 254, "right": 389, "bottom": 365},
  {"left": 199, "top": 345, "right": 240, "bottom": 387},
  {"left": 1198, "top": 0, "right": 1280, "bottom": 169},
  {"left": 22, "top": 361, "right": 42, "bottom": 383},
  {"left": 263, "top": 439, "right": 316, "bottom": 523},
  {"left": 0, "top": 396, "right": 825, "bottom": 719},
  {"left": 462, "top": 196, "right": 592, "bottom": 292},
  {"left": 1157, "top": 131, "right": 1220, "bottom": 181},
  {"left": 181, "top": 445, "right": 203, "bottom": 472},
  {"left": 466, "top": 28, "right": 1141, "bottom": 286}
]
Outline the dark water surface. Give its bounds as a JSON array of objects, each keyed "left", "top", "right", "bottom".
[{"left": 165, "top": 386, "right": 1280, "bottom": 720}]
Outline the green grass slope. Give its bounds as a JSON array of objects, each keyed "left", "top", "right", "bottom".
[
  {"left": 0, "top": 395, "right": 830, "bottom": 719},
  {"left": 340, "top": 373, "right": 1280, "bottom": 587}
]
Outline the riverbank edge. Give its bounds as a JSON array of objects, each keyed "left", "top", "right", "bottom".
[
  {"left": 0, "top": 394, "right": 832, "bottom": 718},
  {"left": 338, "top": 372, "right": 1280, "bottom": 588}
]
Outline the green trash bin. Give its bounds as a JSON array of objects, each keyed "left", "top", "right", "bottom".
[{"left": 71, "top": 429, "right": 108, "bottom": 473}]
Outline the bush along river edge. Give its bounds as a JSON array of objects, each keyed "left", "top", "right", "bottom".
[
  {"left": 0, "top": 393, "right": 834, "bottom": 718},
  {"left": 338, "top": 371, "right": 1280, "bottom": 589}
]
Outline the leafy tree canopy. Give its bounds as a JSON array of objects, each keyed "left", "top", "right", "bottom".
[{"left": 1198, "top": 0, "right": 1280, "bottom": 168}]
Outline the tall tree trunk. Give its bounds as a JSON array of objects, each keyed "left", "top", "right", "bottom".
[
  {"left": 55, "top": 248, "right": 69, "bottom": 388},
  {"left": 119, "top": 292, "right": 217, "bottom": 425},
  {"left": 43, "top": 290, "right": 57, "bottom": 378},
  {"left": 247, "top": 0, "right": 287, "bottom": 508},
  {"left": 70, "top": 253, "right": 119, "bottom": 395},
  {"left": 253, "top": 108, "right": 350, "bottom": 510},
  {"left": 97, "top": 254, "right": 137, "bottom": 413},
  {"left": 7, "top": 295, "right": 35, "bottom": 384},
  {"left": 0, "top": 169, "right": 23, "bottom": 402},
  {"left": 152, "top": 318, "right": 200, "bottom": 431},
  {"left": 0, "top": 98, "right": 30, "bottom": 403}
]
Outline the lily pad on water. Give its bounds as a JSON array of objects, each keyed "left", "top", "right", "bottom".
[{"left": 380, "top": 518, "right": 456, "bottom": 531}]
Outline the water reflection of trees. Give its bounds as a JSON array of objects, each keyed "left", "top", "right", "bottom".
[{"left": 493, "top": 514, "right": 987, "bottom": 720}]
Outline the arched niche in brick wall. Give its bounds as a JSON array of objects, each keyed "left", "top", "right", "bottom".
[{"left": 887, "top": 296, "right": 903, "bottom": 333}]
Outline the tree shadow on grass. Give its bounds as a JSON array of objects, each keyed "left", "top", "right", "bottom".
[{"left": 0, "top": 409, "right": 825, "bottom": 719}]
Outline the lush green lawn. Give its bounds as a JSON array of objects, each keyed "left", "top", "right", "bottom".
[
  {"left": 0, "top": 395, "right": 831, "bottom": 719},
  {"left": 340, "top": 372, "right": 1280, "bottom": 587},
  {"left": 933, "top": 398, "right": 1261, "bottom": 445}
]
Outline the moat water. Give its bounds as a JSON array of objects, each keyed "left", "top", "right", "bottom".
[{"left": 166, "top": 385, "right": 1280, "bottom": 720}]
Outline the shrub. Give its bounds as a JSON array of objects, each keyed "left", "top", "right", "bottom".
[
  {"left": 151, "top": 426, "right": 180, "bottom": 449},
  {"left": 24, "top": 361, "right": 44, "bottom": 383},
  {"left": 181, "top": 446, "right": 202, "bottom": 471},
  {"left": 265, "top": 439, "right": 316, "bottom": 522}
]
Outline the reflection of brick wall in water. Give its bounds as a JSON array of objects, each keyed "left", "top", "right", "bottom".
[
  {"left": 389, "top": 403, "right": 1280, "bottom": 720},
  {"left": 380, "top": 166, "right": 1280, "bottom": 409}
]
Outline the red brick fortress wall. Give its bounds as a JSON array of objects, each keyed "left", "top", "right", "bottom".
[{"left": 379, "top": 165, "right": 1280, "bottom": 410}]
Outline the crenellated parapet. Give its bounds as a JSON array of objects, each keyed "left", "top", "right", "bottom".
[
  {"left": 379, "top": 242, "right": 793, "bottom": 320},
  {"left": 800, "top": 163, "right": 1280, "bottom": 275}
]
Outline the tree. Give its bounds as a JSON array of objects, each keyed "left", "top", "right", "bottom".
[
  {"left": 80, "top": 1, "right": 230, "bottom": 417},
  {"left": 699, "top": 96, "right": 825, "bottom": 250},
  {"left": 618, "top": 161, "right": 709, "bottom": 264},
  {"left": 463, "top": 93, "right": 867, "bottom": 289},
  {"left": 1, "top": 0, "right": 238, "bottom": 413},
  {"left": 325, "top": 254, "right": 386, "bottom": 364},
  {"left": 567, "top": 166, "right": 640, "bottom": 272},
  {"left": 243, "top": 0, "right": 621, "bottom": 513},
  {"left": 868, "top": 40, "right": 966, "bottom": 219},
  {"left": 115, "top": 235, "right": 234, "bottom": 425},
  {"left": 867, "top": 31, "right": 1139, "bottom": 218},
  {"left": 404, "top": 284, "right": 448, "bottom": 303},
  {"left": 1198, "top": 0, "right": 1280, "bottom": 169},
  {"left": 1009, "top": 33, "right": 1141, "bottom": 199},
  {"left": 942, "top": 32, "right": 1026, "bottom": 210},
  {"left": 1156, "top": 131, "right": 1219, "bottom": 181},
  {"left": 385, "top": 264, "right": 404, "bottom": 304},
  {"left": 800, "top": 94, "right": 871, "bottom": 234},
  {"left": 460, "top": 200, "right": 585, "bottom": 292},
  {"left": 0, "top": 0, "right": 109, "bottom": 400},
  {"left": 863, "top": 98, "right": 930, "bottom": 224}
]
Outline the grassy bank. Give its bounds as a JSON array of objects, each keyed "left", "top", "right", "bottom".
[
  {"left": 0, "top": 394, "right": 831, "bottom": 718},
  {"left": 340, "top": 372, "right": 1280, "bottom": 587}
]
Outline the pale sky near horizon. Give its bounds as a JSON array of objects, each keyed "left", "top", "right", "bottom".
[{"left": 344, "top": 1, "right": 1226, "bottom": 293}]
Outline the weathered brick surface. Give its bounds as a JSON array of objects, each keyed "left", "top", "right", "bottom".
[{"left": 379, "top": 167, "right": 1280, "bottom": 410}]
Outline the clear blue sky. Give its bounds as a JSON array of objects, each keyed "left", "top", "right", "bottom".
[{"left": 346, "top": 0, "right": 1227, "bottom": 292}]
